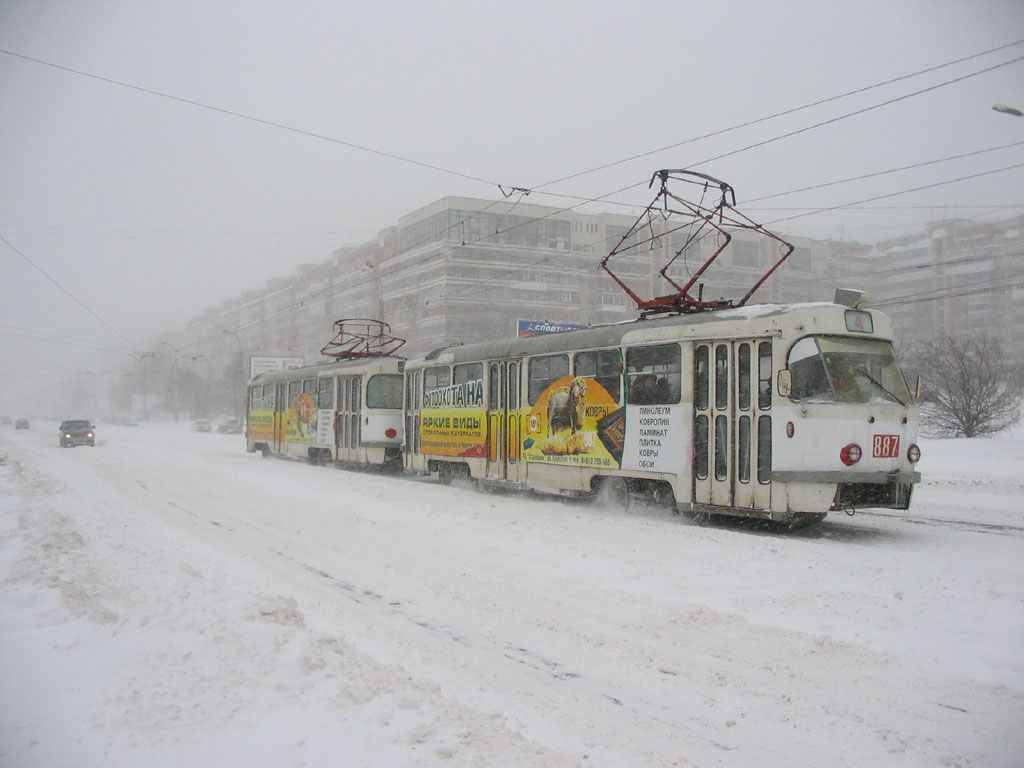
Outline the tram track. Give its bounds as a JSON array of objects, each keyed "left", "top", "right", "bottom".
[{"left": 856, "top": 508, "right": 1024, "bottom": 536}]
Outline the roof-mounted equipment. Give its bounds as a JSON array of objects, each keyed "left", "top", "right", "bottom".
[
  {"left": 600, "top": 169, "right": 795, "bottom": 316},
  {"left": 320, "top": 319, "right": 406, "bottom": 359}
]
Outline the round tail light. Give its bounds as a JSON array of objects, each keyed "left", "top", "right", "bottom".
[
  {"left": 840, "top": 443, "right": 862, "bottom": 466},
  {"left": 385, "top": 428, "right": 398, "bottom": 439},
  {"left": 907, "top": 443, "right": 921, "bottom": 463}
]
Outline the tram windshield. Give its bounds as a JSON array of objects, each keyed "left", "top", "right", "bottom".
[{"left": 788, "top": 336, "right": 911, "bottom": 405}]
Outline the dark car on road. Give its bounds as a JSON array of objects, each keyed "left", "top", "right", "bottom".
[
  {"left": 217, "top": 418, "right": 243, "bottom": 434},
  {"left": 59, "top": 420, "right": 95, "bottom": 447},
  {"left": 15, "top": 418, "right": 30, "bottom": 430}
]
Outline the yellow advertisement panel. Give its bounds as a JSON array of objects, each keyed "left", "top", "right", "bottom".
[
  {"left": 420, "top": 377, "right": 488, "bottom": 457},
  {"left": 521, "top": 375, "right": 624, "bottom": 469},
  {"left": 249, "top": 409, "right": 275, "bottom": 442},
  {"left": 420, "top": 408, "right": 488, "bottom": 457}
]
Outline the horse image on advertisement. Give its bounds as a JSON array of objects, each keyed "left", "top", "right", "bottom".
[{"left": 548, "top": 377, "right": 588, "bottom": 434}]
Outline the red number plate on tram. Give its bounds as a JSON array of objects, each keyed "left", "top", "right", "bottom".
[{"left": 872, "top": 434, "right": 900, "bottom": 458}]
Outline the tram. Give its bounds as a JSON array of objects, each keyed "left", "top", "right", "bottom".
[
  {"left": 246, "top": 321, "right": 405, "bottom": 469},
  {"left": 403, "top": 290, "right": 921, "bottom": 525},
  {"left": 242, "top": 172, "right": 922, "bottom": 526}
]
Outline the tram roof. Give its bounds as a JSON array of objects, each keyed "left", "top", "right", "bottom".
[
  {"left": 411, "top": 301, "right": 843, "bottom": 366},
  {"left": 248, "top": 355, "right": 404, "bottom": 385}
]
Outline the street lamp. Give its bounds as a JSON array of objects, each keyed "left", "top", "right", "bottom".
[{"left": 992, "top": 103, "right": 1023, "bottom": 117}]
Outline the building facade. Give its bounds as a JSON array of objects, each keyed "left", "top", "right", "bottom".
[{"left": 843, "top": 215, "right": 1024, "bottom": 354}]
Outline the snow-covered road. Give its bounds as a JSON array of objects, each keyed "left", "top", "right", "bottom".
[{"left": 1, "top": 422, "right": 1022, "bottom": 767}]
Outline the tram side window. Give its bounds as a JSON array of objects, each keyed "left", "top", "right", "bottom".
[
  {"left": 317, "top": 378, "right": 333, "bottom": 409},
  {"left": 574, "top": 349, "right": 621, "bottom": 402},
  {"left": 758, "top": 342, "right": 772, "bottom": 410},
  {"left": 288, "top": 380, "right": 301, "bottom": 402},
  {"left": 453, "top": 362, "right": 482, "bottom": 385},
  {"left": 626, "top": 344, "right": 681, "bottom": 405},
  {"left": 528, "top": 354, "right": 569, "bottom": 404},
  {"left": 303, "top": 379, "right": 316, "bottom": 395},
  {"left": 424, "top": 366, "right": 451, "bottom": 392},
  {"left": 715, "top": 415, "right": 728, "bottom": 480},
  {"left": 715, "top": 345, "right": 729, "bottom": 410},
  {"left": 367, "top": 374, "right": 403, "bottom": 409},
  {"left": 738, "top": 415, "right": 751, "bottom": 483},
  {"left": 252, "top": 385, "right": 273, "bottom": 411},
  {"left": 757, "top": 415, "right": 772, "bottom": 484},
  {"left": 695, "top": 346, "right": 709, "bottom": 410},
  {"left": 694, "top": 414, "right": 709, "bottom": 480},
  {"left": 338, "top": 378, "right": 348, "bottom": 412},
  {"left": 489, "top": 364, "right": 500, "bottom": 408},
  {"left": 410, "top": 371, "right": 420, "bottom": 411},
  {"left": 738, "top": 344, "right": 751, "bottom": 411}
]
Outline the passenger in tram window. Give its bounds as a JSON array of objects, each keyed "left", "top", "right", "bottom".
[
  {"left": 654, "top": 377, "right": 671, "bottom": 402},
  {"left": 631, "top": 374, "right": 658, "bottom": 404}
]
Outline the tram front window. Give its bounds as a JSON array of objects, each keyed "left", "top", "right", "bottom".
[{"left": 788, "top": 336, "right": 911, "bottom": 405}]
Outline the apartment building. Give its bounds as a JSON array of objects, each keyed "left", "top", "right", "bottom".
[{"left": 844, "top": 215, "right": 1024, "bottom": 354}]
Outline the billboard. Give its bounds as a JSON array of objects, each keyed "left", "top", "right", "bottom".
[
  {"left": 249, "top": 356, "right": 304, "bottom": 377},
  {"left": 516, "top": 320, "right": 588, "bottom": 338}
]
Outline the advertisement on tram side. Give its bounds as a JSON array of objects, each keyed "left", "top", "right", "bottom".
[
  {"left": 248, "top": 409, "right": 274, "bottom": 442},
  {"left": 521, "top": 375, "right": 623, "bottom": 469},
  {"left": 419, "top": 378, "right": 488, "bottom": 457},
  {"left": 521, "top": 375, "right": 690, "bottom": 477}
]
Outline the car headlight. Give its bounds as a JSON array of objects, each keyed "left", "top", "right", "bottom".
[
  {"left": 64, "top": 433, "right": 71, "bottom": 439},
  {"left": 87, "top": 432, "right": 94, "bottom": 438}
]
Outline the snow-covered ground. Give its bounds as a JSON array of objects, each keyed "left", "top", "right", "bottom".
[{"left": 1, "top": 421, "right": 1021, "bottom": 767}]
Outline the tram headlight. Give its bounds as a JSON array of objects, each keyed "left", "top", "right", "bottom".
[
  {"left": 907, "top": 443, "right": 921, "bottom": 463},
  {"left": 840, "top": 443, "right": 862, "bottom": 466}
]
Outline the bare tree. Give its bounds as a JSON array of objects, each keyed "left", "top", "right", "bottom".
[{"left": 908, "top": 333, "right": 1024, "bottom": 438}]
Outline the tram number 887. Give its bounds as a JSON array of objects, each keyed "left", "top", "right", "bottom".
[{"left": 872, "top": 434, "right": 900, "bottom": 458}]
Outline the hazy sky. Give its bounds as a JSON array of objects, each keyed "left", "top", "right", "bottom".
[{"left": 2, "top": 0, "right": 1023, "bottom": 413}]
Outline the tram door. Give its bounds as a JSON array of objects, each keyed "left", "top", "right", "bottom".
[
  {"left": 405, "top": 370, "right": 421, "bottom": 463},
  {"left": 336, "top": 376, "right": 361, "bottom": 460},
  {"left": 274, "top": 383, "right": 288, "bottom": 453},
  {"left": 486, "top": 361, "right": 522, "bottom": 483},
  {"left": 693, "top": 340, "right": 772, "bottom": 511}
]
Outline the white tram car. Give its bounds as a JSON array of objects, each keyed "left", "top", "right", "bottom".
[
  {"left": 247, "top": 356, "right": 405, "bottom": 469},
  {"left": 403, "top": 290, "right": 921, "bottom": 525}
]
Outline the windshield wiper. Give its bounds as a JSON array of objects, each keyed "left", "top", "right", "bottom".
[{"left": 854, "top": 367, "right": 906, "bottom": 405}]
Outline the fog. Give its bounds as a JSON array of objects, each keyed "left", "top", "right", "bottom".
[{"left": 2, "top": 0, "right": 1024, "bottom": 415}]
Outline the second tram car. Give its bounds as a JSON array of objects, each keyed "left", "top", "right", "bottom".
[
  {"left": 403, "top": 291, "right": 921, "bottom": 525},
  {"left": 247, "top": 356, "right": 405, "bottom": 469}
]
